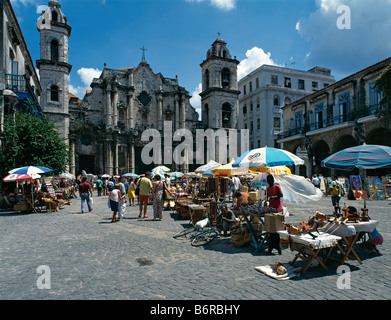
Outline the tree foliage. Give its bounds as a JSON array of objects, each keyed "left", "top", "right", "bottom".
[
  {"left": 0, "top": 105, "right": 71, "bottom": 177},
  {"left": 374, "top": 64, "right": 391, "bottom": 122}
]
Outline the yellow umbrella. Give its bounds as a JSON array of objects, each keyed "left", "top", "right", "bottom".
[
  {"left": 248, "top": 166, "right": 291, "bottom": 175},
  {"left": 211, "top": 159, "right": 248, "bottom": 176}
]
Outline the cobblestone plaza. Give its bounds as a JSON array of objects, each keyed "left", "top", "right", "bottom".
[{"left": 1, "top": 192, "right": 390, "bottom": 302}]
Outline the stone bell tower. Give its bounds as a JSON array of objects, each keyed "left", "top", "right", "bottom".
[
  {"left": 36, "top": 0, "right": 72, "bottom": 142},
  {"left": 200, "top": 36, "right": 240, "bottom": 129}
]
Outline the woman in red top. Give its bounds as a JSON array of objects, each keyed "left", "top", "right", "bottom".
[{"left": 266, "top": 175, "right": 283, "bottom": 211}]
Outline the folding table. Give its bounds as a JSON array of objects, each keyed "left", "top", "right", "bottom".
[
  {"left": 278, "top": 231, "right": 342, "bottom": 274},
  {"left": 320, "top": 220, "right": 379, "bottom": 265}
]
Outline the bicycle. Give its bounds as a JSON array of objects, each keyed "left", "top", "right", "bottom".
[{"left": 173, "top": 202, "right": 227, "bottom": 246}]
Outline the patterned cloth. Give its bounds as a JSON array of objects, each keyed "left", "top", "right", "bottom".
[{"left": 153, "top": 182, "right": 164, "bottom": 220}]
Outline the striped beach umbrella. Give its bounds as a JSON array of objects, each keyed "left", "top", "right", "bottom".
[
  {"left": 232, "top": 147, "right": 304, "bottom": 169},
  {"left": 321, "top": 144, "right": 391, "bottom": 170},
  {"left": 321, "top": 144, "right": 391, "bottom": 208}
]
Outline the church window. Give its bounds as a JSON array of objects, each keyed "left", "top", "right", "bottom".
[
  {"left": 50, "top": 85, "right": 59, "bottom": 102},
  {"left": 271, "top": 75, "right": 278, "bottom": 85},
  {"left": 137, "top": 91, "right": 151, "bottom": 107},
  {"left": 221, "top": 68, "right": 230, "bottom": 88},
  {"left": 51, "top": 40, "right": 59, "bottom": 62},
  {"left": 205, "top": 70, "right": 210, "bottom": 89},
  {"left": 52, "top": 11, "right": 58, "bottom": 22},
  {"left": 222, "top": 103, "right": 231, "bottom": 128}
]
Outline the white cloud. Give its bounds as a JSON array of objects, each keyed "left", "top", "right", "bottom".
[
  {"left": 297, "top": 0, "right": 391, "bottom": 76},
  {"left": 185, "top": 0, "right": 236, "bottom": 11},
  {"left": 36, "top": 5, "right": 48, "bottom": 14},
  {"left": 69, "top": 67, "right": 102, "bottom": 98},
  {"left": 190, "top": 83, "right": 202, "bottom": 119},
  {"left": 237, "top": 46, "right": 278, "bottom": 80}
]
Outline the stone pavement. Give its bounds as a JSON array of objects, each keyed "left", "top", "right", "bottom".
[{"left": 0, "top": 192, "right": 390, "bottom": 302}]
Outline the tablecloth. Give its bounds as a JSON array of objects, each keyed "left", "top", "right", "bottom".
[
  {"left": 320, "top": 220, "right": 379, "bottom": 237},
  {"left": 278, "top": 231, "right": 342, "bottom": 249}
]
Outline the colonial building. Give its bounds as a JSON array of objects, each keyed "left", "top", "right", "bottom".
[
  {"left": 0, "top": 0, "right": 41, "bottom": 141},
  {"left": 238, "top": 64, "right": 335, "bottom": 149},
  {"left": 277, "top": 56, "right": 391, "bottom": 177},
  {"left": 69, "top": 59, "right": 199, "bottom": 175}
]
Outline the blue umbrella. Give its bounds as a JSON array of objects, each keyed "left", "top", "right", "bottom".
[
  {"left": 321, "top": 144, "right": 391, "bottom": 170},
  {"left": 321, "top": 144, "right": 391, "bottom": 208},
  {"left": 202, "top": 167, "right": 217, "bottom": 177},
  {"left": 123, "top": 173, "right": 139, "bottom": 178},
  {"left": 9, "top": 166, "right": 53, "bottom": 175}
]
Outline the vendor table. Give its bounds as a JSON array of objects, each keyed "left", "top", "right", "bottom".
[
  {"left": 188, "top": 205, "right": 207, "bottom": 225},
  {"left": 278, "top": 230, "right": 342, "bottom": 274},
  {"left": 320, "top": 220, "right": 379, "bottom": 265}
]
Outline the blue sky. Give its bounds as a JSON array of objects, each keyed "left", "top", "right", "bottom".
[{"left": 11, "top": 0, "right": 391, "bottom": 114}]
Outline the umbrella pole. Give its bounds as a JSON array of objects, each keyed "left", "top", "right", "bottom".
[{"left": 363, "top": 169, "right": 367, "bottom": 209}]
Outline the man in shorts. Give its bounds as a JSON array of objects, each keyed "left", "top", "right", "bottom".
[{"left": 137, "top": 172, "right": 153, "bottom": 218}]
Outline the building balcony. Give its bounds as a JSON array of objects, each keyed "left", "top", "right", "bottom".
[{"left": 4, "top": 73, "right": 38, "bottom": 103}]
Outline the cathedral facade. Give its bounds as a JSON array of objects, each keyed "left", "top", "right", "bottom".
[
  {"left": 69, "top": 60, "right": 199, "bottom": 175},
  {"left": 36, "top": 1, "right": 243, "bottom": 176}
]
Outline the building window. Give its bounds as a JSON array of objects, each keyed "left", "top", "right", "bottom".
[
  {"left": 295, "top": 110, "right": 303, "bottom": 133},
  {"left": 274, "top": 117, "right": 281, "bottom": 128},
  {"left": 50, "top": 85, "right": 59, "bottom": 102},
  {"left": 257, "top": 118, "right": 260, "bottom": 129},
  {"left": 314, "top": 102, "right": 325, "bottom": 129},
  {"left": 312, "top": 81, "right": 318, "bottom": 90},
  {"left": 222, "top": 103, "right": 231, "bottom": 128},
  {"left": 257, "top": 97, "right": 260, "bottom": 109},
  {"left": 52, "top": 11, "right": 58, "bottom": 22},
  {"left": 271, "top": 75, "right": 278, "bottom": 85},
  {"left": 257, "top": 140, "right": 261, "bottom": 148},
  {"left": 284, "top": 97, "right": 291, "bottom": 105},
  {"left": 243, "top": 85, "right": 246, "bottom": 95},
  {"left": 249, "top": 81, "right": 253, "bottom": 92},
  {"left": 50, "top": 39, "right": 59, "bottom": 62},
  {"left": 243, "top": 105, "right": 247, "bottom": 115},
  {"left": 273, "top": 94, "right": 280, "bottom": 106},
  {"left": 221, "top": 68, "right": 230, "bottom": 88},
  {"left": 250, "top": 102, "right": 253, "bottom": 112},
  {"left": 284, "top": 77, "right": 291, "bottom": 88},
  {"left": 205, "top": 69, "right": 210, "bottom": 89},
  {"left": 256, "top": 77, "right": 259, "bottom": 89},
  {"left": 337, "top": 92, "right": 350, "bottom": 123},
  {"left": 369, "top": 81, "right": 382, "bottom": 113},
  {"left": 298, "top": 79, "right": 305, "bottom": 90}
]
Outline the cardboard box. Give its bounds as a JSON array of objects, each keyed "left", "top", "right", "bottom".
[
  {"left": 249, "top": 191, "right": 259, "bottom": 202},
  {"left": 264, "top": 214, "right": 285, "bottom": 233},
  {"left": 240, "top": 186, "right": 248, "bottom": 193}
]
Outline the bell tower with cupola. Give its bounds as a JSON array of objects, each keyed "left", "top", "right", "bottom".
[
  {"left": 36, "top": 0, "right": 72, "bottom": 142},
  {"left": 199, "top": 36, "right": 240, "bottom": 129}
]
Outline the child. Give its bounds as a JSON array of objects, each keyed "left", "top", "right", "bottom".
[{"left": 109, "top": 184, "right": 123, "bottom": 223}]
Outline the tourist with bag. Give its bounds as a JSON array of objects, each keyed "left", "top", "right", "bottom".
[{"left": 329, "top": 174, "right": 344, "bottom": 211}]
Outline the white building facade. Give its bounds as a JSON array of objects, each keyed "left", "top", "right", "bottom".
[{"left": 238, "top": 65, "right": 335, "bottom": 149}]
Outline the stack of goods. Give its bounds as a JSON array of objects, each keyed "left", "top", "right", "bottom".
[
  {"left": 230, "top": 222, "right": 252, "bottom": 247},
  {"left": 246, "top": 204, "right": 279, "bottom": 217}
]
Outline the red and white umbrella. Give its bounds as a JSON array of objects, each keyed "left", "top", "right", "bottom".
[{"left": 2, "top": 173, "right": 41, "bottom": 182}]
